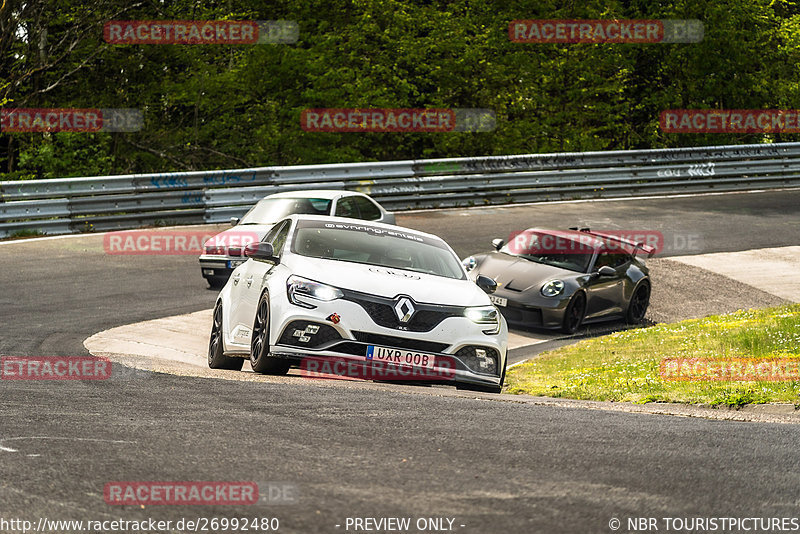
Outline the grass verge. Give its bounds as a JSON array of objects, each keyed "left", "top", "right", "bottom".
[{"left": 506, "top": 304, "right": 800, "bottom": 407}]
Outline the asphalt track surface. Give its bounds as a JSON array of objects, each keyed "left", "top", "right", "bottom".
[{"left": 1, "top": 190, "right": 800, "bottom": 533}]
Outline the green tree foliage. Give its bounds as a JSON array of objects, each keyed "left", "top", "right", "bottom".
[{"left": 1, "top": 0, "right": 799, "bottom": 179}]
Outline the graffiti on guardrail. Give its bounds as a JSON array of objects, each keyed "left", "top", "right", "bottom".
[
  {"left": 202, "top": 172, "right": 258, "bottom": 186},
  {"left": 147, "top": 172, "right": 257, "bottom": 189},
  {"left": 458, "top": 154, "right": 587, "bottom": 173}
]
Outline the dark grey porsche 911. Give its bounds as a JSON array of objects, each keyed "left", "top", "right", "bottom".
[{"left": 462, "top": 228, "right": 655, "bottom": 334}]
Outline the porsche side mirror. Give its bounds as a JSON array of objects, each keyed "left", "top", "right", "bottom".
[
  {"left": 230, "top": 217, "right": 240, "bottom": 226},
  {"left": 491, "top": 238, "right": 504, "bottom": 251},
  {"left": 476, "top": 274, "right": 497, "bottom": 294},
  {"left": 244, "top": 242, "right": 278, "bottom": 263},
  {"left": 596, "top": 266, "right": 616, "bottom": 277}
]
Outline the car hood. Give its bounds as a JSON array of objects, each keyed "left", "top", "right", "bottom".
[
  {"left": 475, "top": 252, "right": 576, "bottom": 292},
  {"left": 286, "top": 254, "right": 490, "bottom": 307}
]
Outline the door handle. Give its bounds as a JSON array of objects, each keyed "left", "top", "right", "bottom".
[
  {"left": 246, "top": 275, "right": 253, "bottom": 288},
  {"left": 232, "top": 273, "right": 241, "bottom": 286}
]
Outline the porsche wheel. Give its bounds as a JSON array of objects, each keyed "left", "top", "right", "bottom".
[
  {"left": 626, "top": 282, "right": 650, "bottom": 324},
  {"left": 560, "top": 292, "right": 586, "bottom": 334},
  {"left": 250, "top": 292, "right": 290, "bottom": 375},
  {"left": 208, "top": 302, "right": 244, "bottom": 370}
]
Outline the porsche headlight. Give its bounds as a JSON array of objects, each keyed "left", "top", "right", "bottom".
[
  {"left": 287, "top": 275, "right": 343, "bottom": 308},
  {"left": 462, "top": 256, "right": 477, "bottom": 272},
  {"left": 541, "top": 280, "right": 565, "bottom": 297},
  {"left": 464, "top": 305, "right": 500, "bottom": 335}
]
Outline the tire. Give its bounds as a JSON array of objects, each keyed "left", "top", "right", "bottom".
[
  {"left": 560, "top": 292, "right": 586, "bottom": 334},
  {"left": 208, "top": 302, "right": 244, "bottom": 370},
  {"left": 626, "top": 282, "right": 650, "bottom": 324},
  {"left": 250, "top": 292, "right": 291, "bottom": 375}
]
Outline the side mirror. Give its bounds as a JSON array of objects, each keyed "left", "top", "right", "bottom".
[
  {"left": 244, "top": 242, "right": 278, "bottom": 263},
  {"left": 491, "top": 238, "right": 504, "bottom": 251},
  {"left": 230, "top": 217, "right": 240, "bottom": 226},
  {"left": 596, "top": 266, "right": 616, "bottom": 277},
  {"left": 476, "top": 274, "right": 497, "bottom": 294}
]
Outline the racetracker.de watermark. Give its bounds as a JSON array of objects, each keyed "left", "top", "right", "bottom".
[
  {"left": 509, "top": 19, "right": 703, "bottom": 43},
  {"left": 104, "top": 482, "right": 259, "bottom": 506},
  {"left": 300, "top": 356, "right": 456, "bottom": 382},
  {"left": 0, "top": 108, "right": 143, "bottom": 132},
  {"left": 104, "top": 20, "right": 298, "bottom": 44},
  {"left": 660, "top": 357, "right": 800, "bottom": 382},
  {"left": 661, "top": 109, "right": 800, "bottom": 133},
  {"left": 1, "top": 356, "right": 111, "bottom": 380},
  {"left": 300, "top": 108, "right": 496, "bottom": 132},
  {"left": 103, "top": 230, "right": 258, "bottom": 255},
  {"left": 506, "top": 229, "right": 663, "bottom": 255}
]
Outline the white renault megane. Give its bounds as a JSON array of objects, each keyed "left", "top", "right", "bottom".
[{"left": 208, "top": 215, "right": 508, "bottom": 392}]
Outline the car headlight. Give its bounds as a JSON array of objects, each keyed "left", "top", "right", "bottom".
[
  {"left": 541, "top": 280, "right": 565, "bottom": 297},
  {"left": 464, "top": 305, "right": 500, "bottom": 335},
  {"left": 287, "top": 275, "right": 343, "bottom": 309},
  {"left": 462, "top": 256, "right": 477, "bottom": 272}
]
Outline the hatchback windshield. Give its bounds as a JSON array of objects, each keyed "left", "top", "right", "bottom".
[
  {"left": 239, "top": 197, "right": 332, "bottom": 224},
  {"left": 291, "top": 220, "right": 465, "bottom": 279}
]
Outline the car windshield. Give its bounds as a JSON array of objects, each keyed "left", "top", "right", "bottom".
[
  {"left": 291, "top": 220, "right": 466, "bottom": 280},
  {"left": 239, "top": 197, "right": 332, "bottom": 224},
  {"left": 500, "top": 241, "right": 594, "bottom": 273},
  {"left": 500, "top": 231, "right": 595, "bottom": 273}
]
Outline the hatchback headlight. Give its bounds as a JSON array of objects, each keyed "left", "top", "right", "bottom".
[
  {"left": 464, "top": 305, "right": 500, "bottom": 335},
  {"left": 287, "top": 276, "right": 343, "bottom": 309},
  {"left": 541, "top": 280, "right": 565, "bottom": 297}
]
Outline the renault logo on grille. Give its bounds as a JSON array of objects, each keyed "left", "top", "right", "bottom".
[{"left": 394, "top": 297, "right": 416, "bottom": 323}]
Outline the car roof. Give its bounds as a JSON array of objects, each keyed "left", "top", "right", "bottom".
[
  {"left": 261, "top": 189, "right": 364, "bottom": 200},
  {"left": 285, "top": 214, "right": 444, "bottom": 242}
]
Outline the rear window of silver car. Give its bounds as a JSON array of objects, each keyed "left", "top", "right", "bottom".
[{"left": 240, "top": 198, "right": 332, "bottom": 224}]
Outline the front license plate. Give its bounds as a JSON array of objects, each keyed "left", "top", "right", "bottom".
[
  {"left": 227, "top": 259, "right": 246, "bottom": 269},
  {"left": 490, "top": 295, "right": 507, "bottom": 307},
  {"left": 366, "top": 345, "right": 436, "bottom": 369}
]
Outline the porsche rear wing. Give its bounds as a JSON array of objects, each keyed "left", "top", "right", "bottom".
[{"left": 570, "top": 227, "right": 657, "bottom": 258}]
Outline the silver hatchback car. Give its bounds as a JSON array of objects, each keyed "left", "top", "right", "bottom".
[{"left": 199, "top": 190, "right": 395, "bottom": 287}]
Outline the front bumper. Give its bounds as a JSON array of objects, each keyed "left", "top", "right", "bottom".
[
  {"left": 199, "top": 255, "right": 247, "bottom": 281},
  {"left": 266, "top": 297, "right": 508, "bottom": 388},
  {"left": 491, "top": 290, "right": 570, "bottom": 329}
]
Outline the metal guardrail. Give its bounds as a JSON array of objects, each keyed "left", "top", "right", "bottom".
[{"left": 1, "top": 142, "right": 800, "bottom": 237}]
